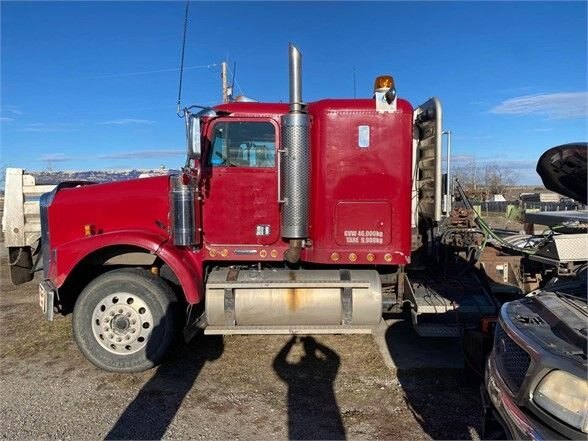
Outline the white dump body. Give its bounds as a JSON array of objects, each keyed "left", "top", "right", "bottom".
[{"left": 2, "top": 168, "right": 55, "bottom": 248}]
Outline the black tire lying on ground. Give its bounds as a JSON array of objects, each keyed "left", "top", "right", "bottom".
[{"left": 73, "top": 268, "right": 177, "bottom": 373}]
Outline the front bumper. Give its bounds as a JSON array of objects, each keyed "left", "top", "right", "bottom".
[{"left": 484, "top": 356, "right": 563, "bottom": 440}]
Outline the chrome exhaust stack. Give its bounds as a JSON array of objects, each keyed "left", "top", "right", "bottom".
[
  {"left": 288, "top": 44, "right": 303, "bottom": 114},
  {"left": 281, "top": 44, "right": 310, "bottom": 262}
]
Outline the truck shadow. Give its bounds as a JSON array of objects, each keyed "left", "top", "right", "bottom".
[
  {"left": 105, "top": 332, "right": 224, "bottom": 440},
  {"left": 273, "top": 336, "right": 346, "bottom": 440},
  {"left": 383, "top": 317, "right": 482, "bottom": 440}
]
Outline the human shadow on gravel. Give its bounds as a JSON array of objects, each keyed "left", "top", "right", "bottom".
[
  {"left": 383, "top": 318, "right": 482, "bottom": 440},
  {"left": 273, "top": 336, "right": 345, "bottom": 440},
  {"left": 105, "top": 333, "right": 224, "bottom": 440}
]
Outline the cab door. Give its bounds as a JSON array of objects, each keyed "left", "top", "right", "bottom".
[{"left": 202, "top": 118, "right": 281, "bottom": 245}]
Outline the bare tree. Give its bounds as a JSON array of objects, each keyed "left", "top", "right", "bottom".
[
  {"left": 483, "top": 162, "right": 516, "bottom": 196},
  {"left": 453, "top": 159, "right": 516, "bottom": 201}
]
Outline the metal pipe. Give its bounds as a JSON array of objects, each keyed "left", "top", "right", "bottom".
[
  {"left": 284, "top": 239, "right": 302, "bottom": 264},
  {"left": 289, "top": 44, "right": 303, "bottom": 113},
  {"left": 434, "top": 100, "right": 443, "bottom": 221},
  {"left": 443, "top": 130, "right": 452, "bottom": 213},
  {"left": 221, "top": 62, "right": 228, "bottom": 103}
]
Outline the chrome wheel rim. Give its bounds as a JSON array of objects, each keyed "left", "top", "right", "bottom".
[{"left": 92, "top": 292, "right": 154, "bottom": 355}]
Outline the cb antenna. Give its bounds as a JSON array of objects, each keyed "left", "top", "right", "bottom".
[{"left": 176, "top": 0, "right": 190, "bottom": 118}]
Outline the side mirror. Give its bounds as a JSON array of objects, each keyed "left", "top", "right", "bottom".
[{"left": 186, "top": 114, "right": 201, "bottom": 160}]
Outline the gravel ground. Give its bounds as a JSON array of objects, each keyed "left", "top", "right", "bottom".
[{"left": 0, "top": 250, "right": 482, "bottom": 440}]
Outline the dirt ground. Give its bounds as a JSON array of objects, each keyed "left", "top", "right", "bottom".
[{"left": 0, "top": 251, "right": 482, "bottom": 440}]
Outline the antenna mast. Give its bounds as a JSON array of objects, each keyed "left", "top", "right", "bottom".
[{"left": 176, "top": 0, "right": 190, "bottom": 117}]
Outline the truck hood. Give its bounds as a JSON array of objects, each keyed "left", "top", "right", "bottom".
[
  {"left": 47, "top": 175, "right": 172, "bottom": 248},
  {"left": 536, "top": 143, "right": 587, "bottom": 204},
  {"left": 505, "top": 289, "right": 587, "bottom": 362}
]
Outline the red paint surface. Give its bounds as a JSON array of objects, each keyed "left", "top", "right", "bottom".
[
  {"left": 304, "top": 99, "right": 413, "bottom": 264},
  {"left": 335, "top": 201, "right": 392, "bottom": 247}
]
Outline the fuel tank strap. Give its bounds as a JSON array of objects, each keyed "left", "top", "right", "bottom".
[
  {"left": 224, "top": 269, "right": 239, "bottom": 326},
  {"left": 340, "top": 269, "right": 353, "bottom": 325},
  {"left": 224, "top": 289, "right": 235, "bottom": 326}
]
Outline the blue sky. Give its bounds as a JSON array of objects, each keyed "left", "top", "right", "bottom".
[{"left": 1, "top": 1, "right": 587, "bottom": 184}]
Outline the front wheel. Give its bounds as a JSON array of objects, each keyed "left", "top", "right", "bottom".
[{"left": 73, "top": 268, "right": 177, "bottom": 372}]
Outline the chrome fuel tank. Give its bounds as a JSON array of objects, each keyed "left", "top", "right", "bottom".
[{"left": 205, "top": 268, "right": 382, "bottom": 328}]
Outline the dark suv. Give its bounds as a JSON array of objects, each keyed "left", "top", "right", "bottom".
[{"left": 482, "top": 267, "right": 587, "bottom": 439}]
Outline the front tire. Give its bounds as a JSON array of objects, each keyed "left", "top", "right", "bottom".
[{"left": 73, "top": 268, "right": 177, "bottom": 372}]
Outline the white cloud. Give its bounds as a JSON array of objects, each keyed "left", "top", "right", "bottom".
[
  {"left": 0, "top": 117, "right": 15, "bottom": 123},
  {"left": 490, "top": 92, "right": 588, "bottom": 119},
  {"left": 94, "top": 64, "right": 217, "bottom": 79},
  {"left": 444, "top": 154, "right": 476, "bottom": 162},
  {"left": 37, "top": 153, "right": 74, "bottom": 162},
  {"left": 492, "top": 159, "right": 537, "bottom": 170},
  {"left": 452, "top": 135, "right": 494, "bottom": 142},
  {"left": 1, "top": 106, "right": 23, "bottom": 116},
  {"left": 22, "top": 123, "right": 77, "bottom": 132},
  {"left": 453, "top": 156, "right": 536, "bottom": 169},
  {"left": 100, "top": 119, "right": 155, "bottom": 125},
  {"left": 98, "top": 149, "right": 184, "bottom": 160}
]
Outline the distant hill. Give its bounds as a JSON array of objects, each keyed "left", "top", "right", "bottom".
[{"left": 30, "top": 169, "right": 181, "bottom": 185}]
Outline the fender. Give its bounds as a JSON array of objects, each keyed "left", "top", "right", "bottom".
[{"left": 52, "top": 230, "right": 204, "bottom": 304}]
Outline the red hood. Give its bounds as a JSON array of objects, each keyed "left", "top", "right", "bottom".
[{"left": 48, "top": 175, "right": 172, "bottom": 246}]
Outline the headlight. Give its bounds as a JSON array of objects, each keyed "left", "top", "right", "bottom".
[{"left": 534, "top": 370, "right": 588, "bottom": 433}]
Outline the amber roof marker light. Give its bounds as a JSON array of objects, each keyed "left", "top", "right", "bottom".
[
  {"left": 373, "top": 75, "right": 397, "bottom": 111},
  {"left": 374, "top": 75, "right": 396, "bottom": 103}
]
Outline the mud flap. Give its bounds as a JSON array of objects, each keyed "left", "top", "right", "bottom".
[{"left": 8, "top": 246, "right": 34, "bottom": 285}]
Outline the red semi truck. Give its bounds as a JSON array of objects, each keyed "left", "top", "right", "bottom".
[{"left": 11, "top": 45, "right": 450, "bottom": 372}]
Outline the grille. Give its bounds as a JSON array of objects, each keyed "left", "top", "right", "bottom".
[{"left": 494, "top": 320, "right": 531, "bottom": 394}]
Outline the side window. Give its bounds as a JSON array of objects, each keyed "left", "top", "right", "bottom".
[{"left": 210, "top": 121, "right": 276, "bottom": 167}]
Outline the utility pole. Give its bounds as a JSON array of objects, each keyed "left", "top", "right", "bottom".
[{"left": 221, "top": 62, "right": 229, "bottom": 103}]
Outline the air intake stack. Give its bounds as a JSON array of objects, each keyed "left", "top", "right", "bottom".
[{"left": 281, "top": 44, "right": 310, "bottom": 262}]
